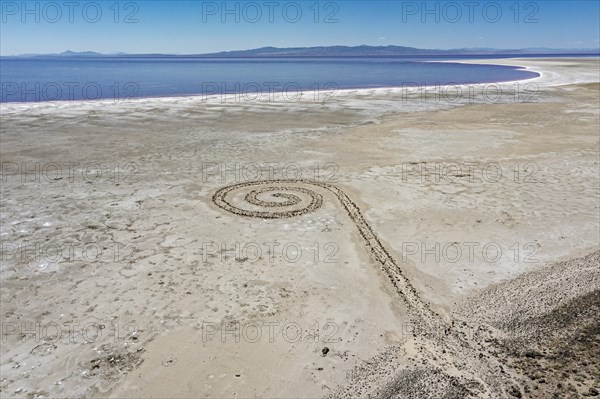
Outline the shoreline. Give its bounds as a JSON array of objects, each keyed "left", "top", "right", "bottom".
[
  {"left": 0, "top": 56, "right": 579, "bottom": 111},
  {"left": 3, "top": 56, "right": 598, "bottom": 114},
  {"left": 6, "top": 54, "right": 600, "bottom": 111}
]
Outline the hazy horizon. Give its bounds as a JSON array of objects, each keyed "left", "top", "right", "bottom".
[
  {"left": 5, "top": 44, "right": 600, "bottom": 58},
  {"left": 1, "top": 1, "right": 599, "bottom": 56}
]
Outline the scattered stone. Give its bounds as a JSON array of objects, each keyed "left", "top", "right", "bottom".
[{"left": 508, "top": 385, "right": 522, "bottom": 398}]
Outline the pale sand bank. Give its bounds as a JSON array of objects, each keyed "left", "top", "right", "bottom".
[{"left": 0, "top": 58, "right": 598, "bottom": 398}]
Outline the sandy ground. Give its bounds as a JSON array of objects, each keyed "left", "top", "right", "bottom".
[{"left": 0, "top": 58, "right": 598, "bottom": 398}]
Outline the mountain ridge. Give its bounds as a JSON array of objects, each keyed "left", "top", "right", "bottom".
[{"left": 6, "top": 45, "right": 600, "bottom": 58}]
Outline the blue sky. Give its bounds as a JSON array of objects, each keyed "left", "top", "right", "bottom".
[{"left": 1, "top": 0, "right": 599, "bottom": 55}]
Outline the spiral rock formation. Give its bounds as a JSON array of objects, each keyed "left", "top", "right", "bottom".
[{"left": 212, "top": 179, "right": 444, "bottom": 328}]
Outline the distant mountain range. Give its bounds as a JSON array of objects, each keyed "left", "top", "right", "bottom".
[
  {"left": 198, "top": 45, "right": 600, "bottom": 57},
  {"left": 7, "top": 46, "right": 600, "bottom": 58}
]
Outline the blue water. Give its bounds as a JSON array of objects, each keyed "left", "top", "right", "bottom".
[{"left": 0, "top": 55, "right": 553, "bottom": 103}]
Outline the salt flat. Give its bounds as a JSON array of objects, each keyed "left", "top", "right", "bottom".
[{"left": 1, "top": 58, "right": 598, "bottom": 398}]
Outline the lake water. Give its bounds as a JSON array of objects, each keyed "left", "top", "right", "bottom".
[{"left": 0, "top": 56, "right": 548, "bottom": 103}]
